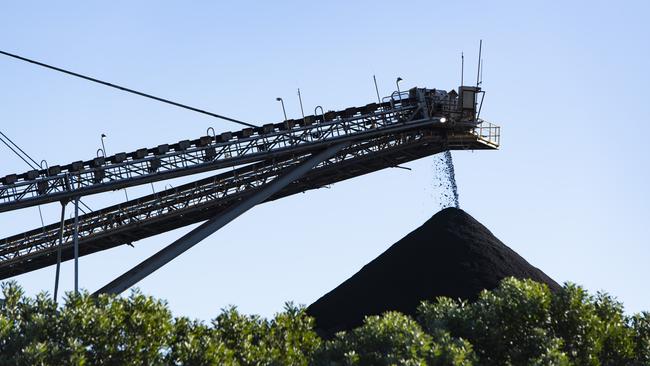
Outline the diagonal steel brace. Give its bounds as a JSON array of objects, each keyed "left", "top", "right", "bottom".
[{"left": 95, "top": 142, "right": 349, "bottom": 295}]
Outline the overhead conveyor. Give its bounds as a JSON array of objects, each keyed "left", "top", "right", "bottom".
[
  {"left": 0, "top": 98, "right": 414, "bottom": 212},
  {"left": 0, "top": 85, "right": 500, "bottom": 292}
]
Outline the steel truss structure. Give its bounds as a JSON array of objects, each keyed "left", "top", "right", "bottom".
[{"left": 0, "top": 86, "right": 500, "bottom": 282}]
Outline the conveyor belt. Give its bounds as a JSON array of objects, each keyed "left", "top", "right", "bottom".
[{"left": 0, "top": 86, "right": 500, "bottom": 279}]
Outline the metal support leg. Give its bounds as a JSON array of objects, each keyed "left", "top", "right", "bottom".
[
  {"left": 94, "top": 142, "right": 348, "bottom": 296},
  {"left": 72, "top": 196, "right": 80, "bottom": 294},
  {"left": 53, "top": 202, "right": 66, "bottom": 302}
]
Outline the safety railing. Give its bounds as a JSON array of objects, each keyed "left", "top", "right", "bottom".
[
  {"left": 0, "top": 129, "right": 436, "bottom": 273},
  {"left": 0, "top": 102, "right": 421, "bottom": 212},
  {"left": 472, "top": 119, "right": 500, "bottom": 147}
]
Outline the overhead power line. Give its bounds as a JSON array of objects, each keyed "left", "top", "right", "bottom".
[
  {"left": 0, "top": 49, "right": 257, "bottom": 128},
  {"left": 0, "top": 133, "right": 36, "bottom": 169},
  {"left": 0, "top": 130, "right": 93, "bottom": 214},
  {"left": 0, "top": 130, "right": 41, "bottom": 168}
]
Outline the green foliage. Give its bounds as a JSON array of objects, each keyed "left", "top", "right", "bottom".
[
  {"left": 0, "top": 278, "right": 647, "bottom": 365},
  {"left": 167, "top": 317, "right": 235, "bottom": 365},
  {"left": 592, "top": 292, "right": 635, "bottom": 365},
  {"left": 418, "top": 278, "right": 568, "bottom": 365},
  {"left": 212, "top": 303, "right": 320, "bottom": 365},
  {"left": 315, "top": 311, "right": 475, "bottom": 366},
  {"left": 419, "top": 278, "right": 649, "bottom": 366},
  {"left": 549, "top": 282, "right": 602, "bottom": 365},
  {"left": 0, "top": 282, "right": 316, "bottom": 365},
  {"left": 630, "top": 312, "right": 650, "bottom": 365}
]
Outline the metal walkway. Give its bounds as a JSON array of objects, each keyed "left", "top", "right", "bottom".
[{"left": 0, "top": 86, "right": 499, "bottom": 283}]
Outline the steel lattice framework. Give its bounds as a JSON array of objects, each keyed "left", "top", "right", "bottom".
[
  {"left": 0, "top": 86, "right": 500, "bottom": 280},
  {"left": 1, "top": 99, "right": 422, "bottom": 212}
]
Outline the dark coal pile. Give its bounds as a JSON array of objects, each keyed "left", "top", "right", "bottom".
[
  {"left": 307, "top": 207, "right": 560, "bottom": 336},
  {"left": 432, "top": 151, "right": 459, "bottom": 209}
]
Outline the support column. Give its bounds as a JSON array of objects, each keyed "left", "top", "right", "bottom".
[
  {"left": 53, "top": 202, "right": 66, "bottom": 302},
  {"left": 72, "top": 196, "right": 80, "bottom": 294}
]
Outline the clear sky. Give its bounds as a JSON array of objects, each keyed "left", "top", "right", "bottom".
[{"left": 1, "top": 1, "right": 648, "bottom": 319}]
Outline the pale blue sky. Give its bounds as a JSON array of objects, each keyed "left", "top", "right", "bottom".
[{"left": 1, "top": 1, "right": 648, "bottom": 318}]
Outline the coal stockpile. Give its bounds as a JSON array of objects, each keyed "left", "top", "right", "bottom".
[{"left": 307, "top": 207, "right": 560, "bottom": 336}]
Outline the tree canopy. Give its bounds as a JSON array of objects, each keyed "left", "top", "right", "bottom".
[{"left": 0, "top": 278, "right": 647, "bottom": 365}]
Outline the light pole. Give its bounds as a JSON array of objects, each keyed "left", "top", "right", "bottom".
[
  {"left": 297, "top": 89, "right": 305, "bottom": 120},
  {"left": 373, "top": 75, "right": 381, "bottom": 103},
  {"left": 276, "top": 97, "right": 287, "bottom": 121},
  {"left": 100, "top": 133, "right": 107, "bottom": 157},
  {"left": 396, "top": 77, "right": 403, "bottom": 102}
]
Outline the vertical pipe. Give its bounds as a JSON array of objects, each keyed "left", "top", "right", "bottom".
[
  {"left": 373, "top": 75, "right": 381, "bottom": 103},
  {"left": 476, "top": 40, "right": 482, "bottom": 87},
  {"left": 37, "top": 206, "right": 45, "bottom": 231},
  {"left": 72, "top": 196, "right": 80, "bottom": 294},
  {"left": 53, "top": 202, "right": 66, "bottom": 302},
  {"left": 297, "top": 89, "right": 305, "bottom": 120},
  {"left": 276, "top": 98, "right": 287, "bottom": 121},
  {"left": 100, "top": 134, "right": 107, "bottom": 157},
  {"left": 395, "top": 78, "right": 403, "bottom": 102},
  {"left": 461, "top": 52, "right": 464, "bottom": 86}
]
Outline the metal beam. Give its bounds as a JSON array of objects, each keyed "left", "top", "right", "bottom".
[
  {"left": 0, "top": 129, "right": 494, "bottom": 280},
  {"left": 72, "top": 196, "right": 80, "bottom": 294},
  {"left": 53, "top": 202, "right": 66, "bottom": 302},
  {"left": 0, "top": 104, "right": 420, "bottom": 213},
  {"left": 94, "top": 142, "right": 349, "bottom": 295}
]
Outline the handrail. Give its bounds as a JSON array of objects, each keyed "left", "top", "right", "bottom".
[{"left": 472, "top": 119, "right": 500, "bottom": 147}]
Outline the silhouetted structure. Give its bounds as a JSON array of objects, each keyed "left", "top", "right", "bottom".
[{"left": 307, "top": 207, "right": 560, "bottom": 336}]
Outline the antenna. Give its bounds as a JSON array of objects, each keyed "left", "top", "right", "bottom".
[
  {"left": 479, "top": 58, "right": 484, "bottom": 86},
  {"left": 297, "top": 88, "right": 305, "bottom": 119},
  {"left": 461, "top": 52, "right": 464, "bottom": 86},
  {"left": 476, "top": 39, "right": 482, "bottom": 88},
  {"left": 373, "top": 75, "right": 381, "bottom": 103}
]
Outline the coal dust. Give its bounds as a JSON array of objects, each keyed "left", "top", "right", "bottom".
[{"left": 432, "top": 150, "right": 459, "bottom": 209}]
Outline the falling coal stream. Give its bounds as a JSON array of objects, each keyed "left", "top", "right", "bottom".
[{"left": 432, "top": 150, "right": 459, "bottom": 209}]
